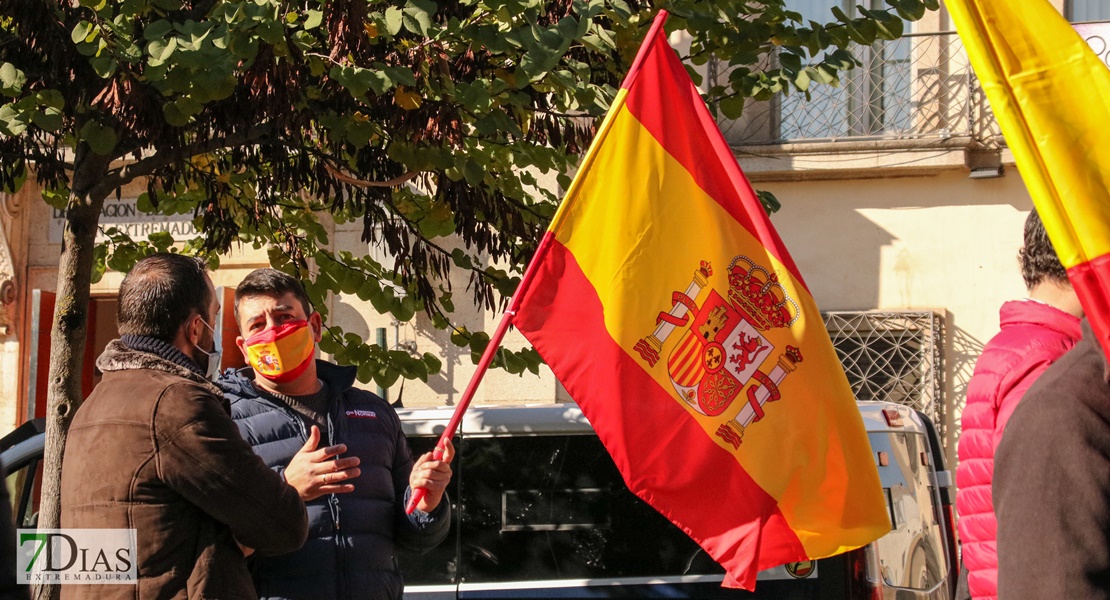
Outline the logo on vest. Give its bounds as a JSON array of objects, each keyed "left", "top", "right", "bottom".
[{"left": 346, "top": 409, "right": 377, "bottom": 419}]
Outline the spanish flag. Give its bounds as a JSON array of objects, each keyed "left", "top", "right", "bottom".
[
  {"left": 947, "top": 0, "right": 1110, "bottom": 356},
  {"left": 513, "top": 11, "right": 889, "bottom": 590}
]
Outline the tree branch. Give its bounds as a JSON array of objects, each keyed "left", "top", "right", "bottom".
[
  {"left": 93, "top": 123, "right": 276, "bottom": 199},
  {"left": 323, "top": 163, "right": 420, "bottom": 188}
]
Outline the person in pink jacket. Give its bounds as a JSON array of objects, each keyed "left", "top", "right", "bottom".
[{"left": 955, "top": 209, "right": 1083, "bottom": 600}]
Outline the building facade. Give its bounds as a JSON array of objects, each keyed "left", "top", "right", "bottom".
[{"left": 0, "top": 0, "right": 1103, "bottom": 472}]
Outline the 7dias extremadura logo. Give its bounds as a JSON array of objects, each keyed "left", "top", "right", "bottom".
[{"left": 17, "top": 529, "right": 137, "bottom": 585}]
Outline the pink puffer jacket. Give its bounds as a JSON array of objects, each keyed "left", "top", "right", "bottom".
[{"left": 956, "top": 300, "right": 1080, "bottom": 600}]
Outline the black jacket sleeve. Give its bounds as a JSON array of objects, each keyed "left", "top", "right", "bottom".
[
  {"left": 388, "top": 409, "right": 450, "bottom": 553},
  {"left": 994, "top": 367, "right": 1110, "bottom": 600}
]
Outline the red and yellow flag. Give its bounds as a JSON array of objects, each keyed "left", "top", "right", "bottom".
[
  {"left": 513, "top": 12, "right": 889, "bottom": 590},
  {"left": 947, "top": 0, "right": 1110, "bottom": 355}
]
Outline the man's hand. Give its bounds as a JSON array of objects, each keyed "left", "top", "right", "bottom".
[
  {"left": 410, "top": 438, "right": 455, "bottom": 513},
  {"left": 284, "top": 425, "right": 361, "bottom": 501}
]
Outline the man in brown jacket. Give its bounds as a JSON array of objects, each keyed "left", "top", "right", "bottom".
[{"left": 60, "top": 254, "right": 308, "bottom": 599}]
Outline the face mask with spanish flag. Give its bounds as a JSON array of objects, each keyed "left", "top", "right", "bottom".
[{"left": 244, "top": 320, "right": 315, "bottom": 383}]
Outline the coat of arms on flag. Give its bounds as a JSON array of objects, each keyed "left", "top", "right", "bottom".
[{"left": 635, "top": 257, "right": 803, "bottom": 448}]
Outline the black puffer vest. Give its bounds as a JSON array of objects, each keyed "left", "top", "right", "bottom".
[{"left": 221, "top": 361, "right": 449, "bottom": 600}]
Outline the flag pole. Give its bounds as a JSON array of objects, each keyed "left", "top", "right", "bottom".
[
  {"left": 403, "top": 233, "right": 553, "bottom": 514},
  {"left": 406, "top": 8, "right": 670, "bottom": 515}
]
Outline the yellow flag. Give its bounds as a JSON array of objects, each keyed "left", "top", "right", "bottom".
[{"left": 947, "top": 0, "right": 1110, "bottom": 354}]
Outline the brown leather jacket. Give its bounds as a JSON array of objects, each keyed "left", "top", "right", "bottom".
[{"left": 60, "top": 340, "right": 308, "bottom": 599}]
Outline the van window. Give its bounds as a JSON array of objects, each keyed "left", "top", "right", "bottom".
[
  {"left": 5, "top": 458, "right": 42, "bottom": 528},
  {"left": 459, "top": 434, "right": 720, "bottom": 583},
  {"left": 398, "top": 433, "right": 719, "bottom": 586},
  {"left": 869, "top": 431, "right": 947, "bottom": 590}
]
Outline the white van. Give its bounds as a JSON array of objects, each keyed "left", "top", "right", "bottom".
[
  {"left": 395, "top": 401, "right": 958, "bottom": 600},
  {"left": 0, "top": 401, "right": 958, "bottom": 599}
]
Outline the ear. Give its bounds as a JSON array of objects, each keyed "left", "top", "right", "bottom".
[
  {"left": 309, "top": 312, "right": 323, "bottom": 343},
  {"left": 186, "top": 314, "right": 204, "bottom": 347},
  {"left": 235, "top": 335, "right": 250, "bottom": 363}
]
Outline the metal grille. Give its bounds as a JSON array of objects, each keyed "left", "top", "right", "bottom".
[
  {"left": 717, "top": 32, "right": 990, "bottom": 145},
  {"left": 823, "top": 311, "right": 946, "bottom": 435}
]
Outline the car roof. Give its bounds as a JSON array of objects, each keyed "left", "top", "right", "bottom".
[{"left": 398, "top": 400, "right": 927, "bottom": 438}]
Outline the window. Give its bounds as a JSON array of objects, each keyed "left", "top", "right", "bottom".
[
  {"left": 1069, "top": 0, "right": 1110, "bottom": 22},
  {"left": 398, "top": 433, "right": 718, "bottom": 586},
  {"left": 824, "top": 311, "right": 945, "bottom": 434},
  {"left": 5, "top": 458, "right": 42, "bottom": 528},
  {"left": 455, "top": 435, "right": 716, "bottom": 583},
  {"left": 870, "top": 432, "right": 947, "bottom": 590},
  {"left": 779, "top": 0, "right": 913, "bottom": 139},
  {"left": 718, "top": 2, "right": 976, "bottom": 145}
]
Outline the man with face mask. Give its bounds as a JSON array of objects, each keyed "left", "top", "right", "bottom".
[
  {"left": 60, "top": 254, "right": 308, "bottom": 600},
  {"left": 219, "top": 268, "right": 453, "bottom": 600}
]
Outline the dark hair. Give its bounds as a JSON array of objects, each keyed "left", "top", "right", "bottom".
[
  {"left": 234, "top": 268, "right": 313, "bottom": 323},
  {"left": 117, "top": 254, "right": 212, "bottom": 342},
  {"left": 1019, "top": 209, "right": 1069, "bottom": 289}
]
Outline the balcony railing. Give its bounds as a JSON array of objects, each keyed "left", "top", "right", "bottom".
[
  {"left": 718, "top": 22, "right": 1110, "bottom": 147},
  {"left": 715, "top": 31, "right": 997, "bottom": 146}
]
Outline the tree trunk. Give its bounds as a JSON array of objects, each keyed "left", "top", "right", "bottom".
[{"left": 32, "top": 148, "right": 110, "bottom": 600}]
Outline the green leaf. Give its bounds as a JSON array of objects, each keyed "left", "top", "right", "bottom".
[
  {"left": 374, "top": 368, "right": 400, "bottom": 389},
  {"left": 90, "top": 55, "right": 118, "bottom": 78},
  {"left": 303, "top": 9, "right": 323, "bottom": 30},
  {"left": 468, "top": 330, "right": 490, "bottom": 356},
  {"left": 779, "top": 52, "right": 802, "bottom": 74},
  {"left": 30, "top": 107, "right": 63, "bottom": 132},
  {"left": 401, "top": 0, "right": 436, "bottom": 36},
  {"left": 795, "top": 67, "right": 811, "bottom": 92},
  {"left": 423, "top": 352, "right": 442, "bottom": 375},
  {"left": 147, "top": 37, "right": 179, "bottom": 65},
  {"left": 162, "top": 100, "right": 189, "bottom": 126},
  {"left": 143, "top": 20, "right": 174, "bottom": 41},
  {"left": 356, "top": 361, "right": 377, "bottom": 384},
  {"left": 90, "top": 245, "right": 109, "bottom": 284},
  {"left": 384, "top": 7, "right": 403, "bottom": 36},
  {"left": 71, "top": 21, "right": 94, "bottom": 44},
  {"left": 756, "top": 190, "right": 782, "bottom": 215},
  {"left": 356, "top": 279, "right": 381, "bottom": 301},
  {"left": 874, "top": 15, "right": 903, "bottom": 40},
  {"left": 330, "top": 65, "right": 387, "bottom": 98},
  {"left": 370, "top": 285, "right": 396, "bottom": 314},
  {"left": 391, "top": 294, "right": 416, "bottom": 322},
  {"left": 41, "top": 187, "right": 69, "bottom": 211},
  {"left": 450, "top": 327, "right": 469, "bottom": 347},
  {"left": 0, "top": 159, "right": 27, "bottom": 194},
  {"left": 148, "top": 230, "right": 174, "bottom": 250},
  {"left": 0, "top": 63, "right": 26, "bottom": 97},
  {"left": 718, "top": 94, "right": 746, "bottom": 120},
  {"left": 79, "top": 120, "right": 118, "bottom": 156}
]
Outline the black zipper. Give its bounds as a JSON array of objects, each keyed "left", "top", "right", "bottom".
[
  {"left": 326, "top": 405, "right": 342, "bottom": 533},
  {"left": 328, "top": 397, "right": 346, "bottom": 600}
]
